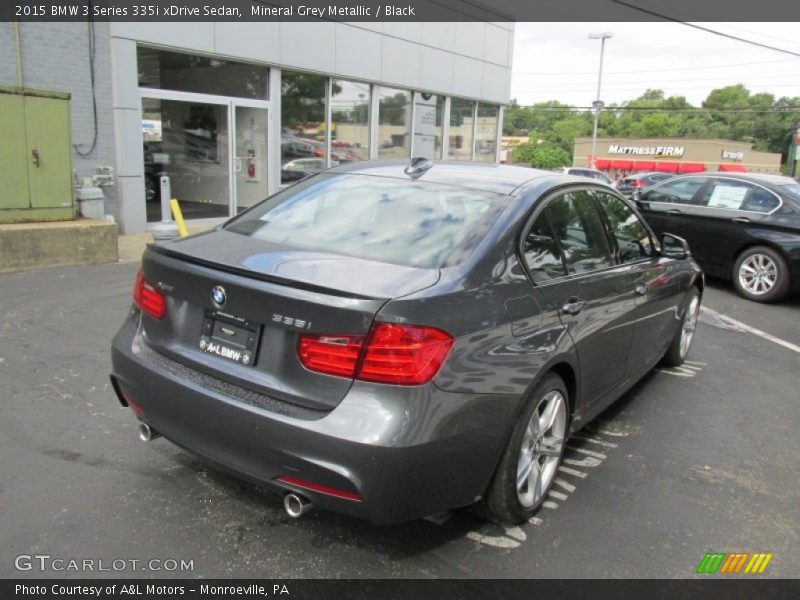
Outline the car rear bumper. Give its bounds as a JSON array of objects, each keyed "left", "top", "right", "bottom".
[{"left": 110, "top": 310, "right": 520, "bottom": 524}]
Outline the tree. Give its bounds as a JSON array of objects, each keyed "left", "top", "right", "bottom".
[
  {"left": 513, "top": 141, "right": 571, "bottom": 169},
  {"left": 504, "top": 84, "right": 800, "bottom": 168}
]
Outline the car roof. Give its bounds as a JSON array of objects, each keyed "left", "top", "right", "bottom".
[
  {"left": 325, "top": 160, "right": 554, "bottom": 195},
  {"left": 669, "top": 171, "right": 796, "bottom": 191}
]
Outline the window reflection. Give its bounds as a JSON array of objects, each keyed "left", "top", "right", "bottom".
[
  {"left": 377, "top": 87, "right": 412, "bottom": 159},
  {"left": 281, "top": 71, "right": 328, "bottom": 186},
  {"left": 226, "top": 175, "right": 503, "bottom": 268},
  {"left": 141, "top": 97, "right": 229, "bottom": 222},
  {"left": 138, "top": 47, "right": 268, "bottom": 99},
  {"left": 475, "top": 103, "right": 499, "bottom": 163},
  {"left": 448, "top": 98, "right": 475, "bottom": 161},
  {"left": 331, "top": 80, "right": 370, "bottom": 162}
]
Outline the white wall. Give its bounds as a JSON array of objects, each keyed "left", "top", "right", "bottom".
[{"left": 110, "top": 21, "right": 513, "bottom": 104}]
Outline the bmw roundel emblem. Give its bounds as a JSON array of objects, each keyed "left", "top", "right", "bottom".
[{"left": 211, "top": 285, "right": 227, "bottom": 307}]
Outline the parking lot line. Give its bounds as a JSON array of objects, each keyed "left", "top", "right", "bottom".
[
  {"left": 701, "top": 306, "right": 800, "bottom": 354},
  {"left": 558, "top": 466, "right": 588, "bottom": 479}
]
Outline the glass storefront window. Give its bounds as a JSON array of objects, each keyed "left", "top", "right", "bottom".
[
  {"left": 474, "top": 103, "right": 499, "bottom": 163},
  {"left": 377, "top": 87, "right": 412, "bottom": 159},
  {"left": 331, "top": 80, "right": 370, "bottom": 162},
  {"left": 138, "top": 47, "right": 269, "bottom": 100},
  {"left": 448, "top": 98, "right": 475, "bottom": 161},
  {"left": 280, "top": 71, "right": 328, "bottom": 186},
  {"left": 412, "top": 93, "right": 444, "bottom": 159},
  {"left": 142, "top": 97, "right": 229, "bottom": 221}
]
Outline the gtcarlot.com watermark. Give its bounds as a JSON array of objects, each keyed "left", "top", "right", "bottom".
[{"left": 14, "top": 554, "right": 194, "bottom": 573}]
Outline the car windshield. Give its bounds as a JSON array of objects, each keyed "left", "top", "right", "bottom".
[{"left": 224, "top": 173, "right": 508, "bottom": 269}]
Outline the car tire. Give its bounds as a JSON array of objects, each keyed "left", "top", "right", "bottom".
[
  {"left": 732, "top": 246, "right": 790, "bottom": 303},
  {"left": 480, "top": 372, "right": 569, "bottom": 525},
  {"left": 662, "top": 287, "right": 701, "bottom": 368}
]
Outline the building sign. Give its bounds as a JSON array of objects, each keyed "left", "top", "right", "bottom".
[
  {"left": 413, "top": 93, "right": 438, "bottom": 159},
  {"left": 722, "top": 149, "right": 745, "bottom": 161},
  {"left": 608, "top": 144, "right": 685, "bottom": 158}
]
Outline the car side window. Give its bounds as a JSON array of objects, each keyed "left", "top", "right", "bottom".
[
  {"left": 741, "top": 187, "right": 780, "bottom": 213},
  {"left": 546, "top": 191, "right": 613, "bottom": 275},
  {"left": 696, "top": 179, "right": 753, "bottom": 209},
  {"left": 644, "top": 178, "right": 706, "bottom": 204},
  {"left": 522, "top": 211, "right": 568, "bottom": 282},
  {"left": 594, "top": 193, "right": 653, "bottom": 263}
]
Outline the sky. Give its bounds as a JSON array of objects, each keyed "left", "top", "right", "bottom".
[{"left": 510, "top": 22, "right": 800, "bottom": 107}]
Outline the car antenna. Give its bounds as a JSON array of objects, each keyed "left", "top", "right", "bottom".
[{"left": 404, "top": 157, "right": 434, "bottom": 179}]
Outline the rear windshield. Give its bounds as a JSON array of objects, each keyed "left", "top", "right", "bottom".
[
  {"left": 779, "top": 183, "right": 800, "bottom": 201},
  {"left": 224, "top": 174, "right": 508, "bottom": 269}
]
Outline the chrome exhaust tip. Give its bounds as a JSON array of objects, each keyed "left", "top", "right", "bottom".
[
  {"left": 138, "top": 422, "right": 161, "bottom": 442},
  {"left": 283, "top": 493, "right": 313, "bottom": 518}
]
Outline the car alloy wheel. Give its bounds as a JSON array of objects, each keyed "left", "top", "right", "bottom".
[
  {"left": 679, "top": 294, "right": 700, "bottom": 360},
  {"left": 738, "top": 253, "right": 778, "bottom": 296},
  {"left": 516, "top": 390, "right": 567, "bottom": 508},
  {"left": 733, "top": 246, "right": 790, "bottom": 303}
]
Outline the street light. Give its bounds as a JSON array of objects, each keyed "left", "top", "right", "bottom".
[{"left": 589, "top": 32, "right": 613, "bottom": 170}]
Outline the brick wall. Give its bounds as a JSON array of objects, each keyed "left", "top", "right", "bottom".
[{"left": 0, "top": 22, "right": 118, "bottom": 218}]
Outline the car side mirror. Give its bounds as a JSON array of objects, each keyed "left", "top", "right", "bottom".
[{"left": 661, "top": 233, "right": 691, "bottom": 259}]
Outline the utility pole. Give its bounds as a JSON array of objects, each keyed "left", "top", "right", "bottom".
[{"left": 589, "top": 32, "right": 613, "bottom": 170}]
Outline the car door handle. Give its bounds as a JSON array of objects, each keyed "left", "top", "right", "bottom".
[
  {"left": 562, "top": 298, "right": 586, "bottom": 315},
  {"left": 666, "top": 209, "right": 682, "bottom": 215},
  {"left": 635, "top": 283, "right": 648, "bottom": 296},
  {"left": 732, "top": 217, "right": 750, "bottom": 224}
]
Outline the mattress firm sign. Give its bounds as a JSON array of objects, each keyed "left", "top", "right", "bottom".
[{"left": 608, "top": 145, "right": 685, "bottom": 158}]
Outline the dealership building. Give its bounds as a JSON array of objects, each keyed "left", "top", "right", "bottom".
[
  {"left": 573, "top": 137, "right": 782, "bottom": 175},
  {"left": 1, "top": 20, "right": 512, "bottom": 234}
]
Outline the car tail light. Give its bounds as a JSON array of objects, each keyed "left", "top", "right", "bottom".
[
  {"left": 357, "top": 323, "right": 454, "bottom": 385},
  {"left": 133, "top": 268, "right": 166, "bottom": 320},
  {"left": 298, "top": 334, "right": 365, "bottom": 378},
  {"left": 298, "top": 323, "right": 454, "bottom": 385}
]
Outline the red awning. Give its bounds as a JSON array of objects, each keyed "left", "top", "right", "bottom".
[
  {"left": 678, "top": 162, "right": 705, "bottom": 173},
  {"left": 595, "top": 158, "right": 611, "bottom": 169},
  {"left": 719, "top": 163, "right": 748, "bottom": 172},
  {"left": 632, "top": 161, "right": 655, "bottom": 170},
  {"left": 610, "top": 160, "right": 634, "bottom": 170},
  {"left": 654, "top": 161, "right": 680, "bottom": 173}
]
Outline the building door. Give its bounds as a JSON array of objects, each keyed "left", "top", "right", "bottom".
[
  {"left": 233, "top": 104, "right": 269, "bottom": 213},
  {"left": 142, "top": 95, "right": 271, "bottom": 222},
  {"left": 0, "top": 88, "right": 73, "bottom": 223}
]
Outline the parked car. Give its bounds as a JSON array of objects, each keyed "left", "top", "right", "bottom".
[
  {"left": 633, "top": 172, "right": 800, "bottom": 302},
  {"left": 111, "top": 160, "right": 703, "bottom": 525},
  {"left": 551, "top": 166, "right": 613, "bottom": 185},
  {"left": 615, "top": 172, "right": 674, "bottom": 196},
  {"left": 280, "top": 157, "right": 339, "bottom": 186}
]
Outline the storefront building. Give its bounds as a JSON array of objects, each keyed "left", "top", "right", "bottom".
[
  {"left": 2, "top": 22, "right": 512, "bottom": 234},
  {"left": 113, "top": 21, "right": 512, "bottom": 233},
  {"left": 573, "top": 137, "right": 782, "bottom": 177}
]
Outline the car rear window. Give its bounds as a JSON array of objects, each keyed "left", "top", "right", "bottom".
[
  {"left": 779, "top": 183, "right": 800, "bottom": 201},
  {"left": 224, "top": 174, "right": 507, "bottom": 269}
]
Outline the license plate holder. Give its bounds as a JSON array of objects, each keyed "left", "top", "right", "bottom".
[{"left": 199, "top": 310, "right": 261, "bottom": 367}]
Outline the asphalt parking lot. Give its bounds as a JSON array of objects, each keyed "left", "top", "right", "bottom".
[{"left": 1, "top": 261, "right": 798, "bottom": 579}]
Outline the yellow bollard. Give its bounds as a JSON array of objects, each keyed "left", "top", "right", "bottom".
[{"left": 170, "top": 199, "right": 188, "bottom": 237}]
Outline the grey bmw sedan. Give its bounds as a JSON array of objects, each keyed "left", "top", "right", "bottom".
[{"left": 111, "top": 160, "right": 703, "bottom": 525}]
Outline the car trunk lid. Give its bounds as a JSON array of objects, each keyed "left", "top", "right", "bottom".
[{"left": 137, "top": 229, "right": 439, "bottom": 411}]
